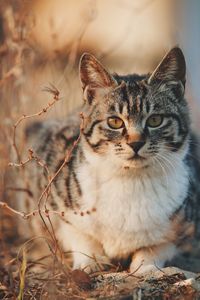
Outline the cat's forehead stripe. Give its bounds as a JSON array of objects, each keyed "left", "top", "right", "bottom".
[
  {"left": 122, "top": 103, "right": 128, "bottom": 116},
  {"left": 119, "top": 83, "right": 130, "bottom": 114},
  {"left": 114, "top": 102, "right": 120, "bottom": 113}
]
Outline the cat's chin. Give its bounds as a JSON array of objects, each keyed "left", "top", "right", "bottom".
[
  {"left": 123, "top": 159, "right": 149, "bottom": 169},
  {"left": 123, "top": 154, "right": 148, "bottom": 169}
]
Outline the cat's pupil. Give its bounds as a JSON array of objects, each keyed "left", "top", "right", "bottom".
[
  {"left": 146, "top": 115, "right": 163, "bottom": 128},
  {"left": 107, "top": 117, "right": 124, "bottom": 129}
]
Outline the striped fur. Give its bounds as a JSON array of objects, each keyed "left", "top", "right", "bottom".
[{"left": 22, "top": 48, "right": 200, "bottom": 274}]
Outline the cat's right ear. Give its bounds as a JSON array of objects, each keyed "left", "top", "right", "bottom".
[
  {"left": 148, "top": 47, "right": 186, "bottom": 87},
  {"left": 79, "top": 53, "right": 117, "bottom": 104}
]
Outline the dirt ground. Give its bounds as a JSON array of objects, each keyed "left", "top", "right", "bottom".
[{"left": 1, "top": 229, "right": 200, "bottom": 299}]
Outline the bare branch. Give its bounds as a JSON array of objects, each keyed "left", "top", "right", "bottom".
[
  {"left": 9, "top": 148, "right": 50, "bottom": 176},
  {"left": 0, "top": 201, "right": 65, "bottom": 220},
  {"left": 12, "top": 85, "right": 60, "bottom": 162}
]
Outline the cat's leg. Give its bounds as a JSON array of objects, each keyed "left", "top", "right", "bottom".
[
  {"left": 130, "top": 242, "right": 177, "bottom": 275},
  {"left": 57, "top": 222, "right": 109, "bottom": 273}
]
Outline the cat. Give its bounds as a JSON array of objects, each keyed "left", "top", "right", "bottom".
[{"left": 22, "top": 47, "right": 200, "bottom": 274}]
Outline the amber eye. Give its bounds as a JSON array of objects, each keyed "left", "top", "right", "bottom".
[
  {"left": 107, "top": 117, "right": 124, "bottom": 129},
  {"left": 146, "top": 114, "right": 163, "bottom": 128}
]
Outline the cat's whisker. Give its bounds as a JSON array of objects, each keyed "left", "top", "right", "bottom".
[
  {"left": 152, "top": 156, "right": 169, "bottom": 188},
  {"left": 155, "top": 152, "right": 179, "bottom": 178},
  {"left": 164, "top": 144, "right": 200, "bottom": 163},
  {"left": 154, "top": 154, "right": 173, "bottom": 174},
  {"left": 161, "top": 152, "right": 199, "bottom": 190}
]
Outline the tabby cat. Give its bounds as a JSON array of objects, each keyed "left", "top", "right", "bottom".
[{"left": 24, "top": 47, "right": 200, "bottom": 274}]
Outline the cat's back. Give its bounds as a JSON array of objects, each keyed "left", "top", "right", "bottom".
[
  {"left": 25, "top": 113, "right": 80, "bottom": 167},
  {"left": 20, "top": 112, "right": 81, "bottom": 212},
  {"left": 184, "top": 131, "right": 200, "bottom": 237}
]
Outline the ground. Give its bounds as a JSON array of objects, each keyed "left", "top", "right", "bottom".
[{"left": 1, "top": 216, "right": 200, "bottom": 300}]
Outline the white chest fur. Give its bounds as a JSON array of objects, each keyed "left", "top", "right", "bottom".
[{"left": 70, "top": 157, "right": 189, "bottom": 258}]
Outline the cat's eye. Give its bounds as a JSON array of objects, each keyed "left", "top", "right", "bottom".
[
  {"left": 146, "top": 114, "right": 163, "bottom": 128},
  {"left": 107, "top": 117, "right": 124, "bottom": 129}
]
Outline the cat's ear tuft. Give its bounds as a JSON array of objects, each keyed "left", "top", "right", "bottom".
[
  {"left": 79, "top": 53, "right": 117, "bottom": 91},
  {"left": 148, "top": 47, "right": 186, "bottom": 87}
]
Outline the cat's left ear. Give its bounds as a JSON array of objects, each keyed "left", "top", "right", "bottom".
[
  {"left": 79, "top": 53, "right": 117, "bottom": 103},
  {"left": 148, "top": 47, "right": 186, "bottom": 88}
]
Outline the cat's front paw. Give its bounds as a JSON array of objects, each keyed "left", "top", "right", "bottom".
[
  {"left": 130, "top": 247, "right": 167, "bottom": 275},
  {"left": 130, "top": 262, "right": 160, "bottom": 275},
  {"left": 73, "top": 255, "right": 110, "bottom": 274}
]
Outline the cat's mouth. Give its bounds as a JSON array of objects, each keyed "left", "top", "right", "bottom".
[
  {"left": 126, "top": 154, "right": 149, "bottom": 169},
  {"left": 128, "top": 154, "right": 146, "bottom": 161}
]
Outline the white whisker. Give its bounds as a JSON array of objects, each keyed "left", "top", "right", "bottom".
[
  {"left": 152, "top": 156, "right": 169, "bottom": 188},
  {"left": 155, "top": 152, "right": 179, "bottom": 179}
]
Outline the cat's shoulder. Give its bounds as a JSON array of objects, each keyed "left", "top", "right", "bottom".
[
  {"left": 25, "top": 108, "right": 81, "bottom": 156},
  {"left": 184, "top": 131, "right": 200, "bottom": 204},
  {"left": 186, "top": 131, "right": 200, "bottom": 169}
]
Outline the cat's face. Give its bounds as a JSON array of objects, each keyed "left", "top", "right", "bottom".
[{"left": 79, "top": 48, "right": 190, "bottom": 170}]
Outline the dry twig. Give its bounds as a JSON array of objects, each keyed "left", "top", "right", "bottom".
[
  {"left": 12, "top": 84, "right": 60, "bottom": 162},
  {"left": 0, "top": 201, "right": 65, "bottom": 219}
]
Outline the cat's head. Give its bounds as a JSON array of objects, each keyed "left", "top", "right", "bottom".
[{"left": 79, "top": 47, "right": 190, "bottom": 170}]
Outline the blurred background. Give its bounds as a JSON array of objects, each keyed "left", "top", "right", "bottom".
[
  {"left": 0, "top": 0, "right": 200, "bottom": 244},
  {"left": 0, "top": 0, "right": 200, "bottom": 118}
]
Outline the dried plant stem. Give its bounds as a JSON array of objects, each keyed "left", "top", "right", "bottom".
[
  {"left": 3, "top": 112, "right": 84, "bottom": 247},
  {"left": 9, "top": 148, "right": 50, "bottom": 176},
  {"left": 0, "top": 201, "right": 65, "bottom": 219},
  {"left": 17, "top": 249, "right": 27, "bottom": 300},
  {"left": 12, "top": 84, "right": 60, "bottom": 162},
  {"left": 0, "top": 65, "right": 21, "bottom": 88}
]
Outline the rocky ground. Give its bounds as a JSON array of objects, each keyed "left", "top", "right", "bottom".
[
  {"left": 1, "top": 261, "right": 200, "bottom": 299},
  {"left": 1, "top": 228, "right": 200, "bottom": 300}
]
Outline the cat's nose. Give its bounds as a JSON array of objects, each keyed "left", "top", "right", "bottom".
[{"left": 128, "top": 141, "right": 145, "bottom": 153}]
